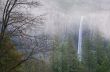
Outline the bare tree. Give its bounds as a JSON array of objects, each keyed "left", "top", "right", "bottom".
[
  {"left": 0, "top": 0, "right": 44, "bottom": 72},
  {"left": 0, "top": 0, "right": 43, "bottom": 40}
]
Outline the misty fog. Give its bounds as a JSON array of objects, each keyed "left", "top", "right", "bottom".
[{"left": 29, "top": 0, "right": 110, "bottom": 39}]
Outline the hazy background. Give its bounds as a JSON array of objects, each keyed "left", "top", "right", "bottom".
[{"left": 29, "top": 0, "right": 110, "bottom": 39}]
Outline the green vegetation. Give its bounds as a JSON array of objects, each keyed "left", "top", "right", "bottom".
[
  {"left": 20, "top": 59, "right": 52, "bottom": 72},
  {"left": 51, "top": 36, "right": 80, "bottom": 72},
  {"left": 0, "top": 36, "right": 22, "bottom": 72},
  {"left": 51, "top": 31, "right": 110, "bottom": 72},
  {"left": 1, "top": 30, "right": 110, "bottom": 72}
]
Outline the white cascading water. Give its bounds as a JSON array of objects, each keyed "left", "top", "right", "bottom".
[{"left": 77, "top": 16, "right": 84, "bottom": 61}]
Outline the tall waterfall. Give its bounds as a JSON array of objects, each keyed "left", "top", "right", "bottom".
[{"left": 77, "top": 16, "right": 84, "bottom": 61}]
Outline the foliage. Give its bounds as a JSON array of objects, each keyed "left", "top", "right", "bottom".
[
  {"left": 20, "top": 59, "right": 52, "bottom": 72},
  {"left": 51, "top": 30, "right": 110, "bottom": 72},
  {"left": 0, "top": 36, "right": 22, "bottom": 72},
  {"left": 51, "top": 36, "right": 79, "bottom": 72}
]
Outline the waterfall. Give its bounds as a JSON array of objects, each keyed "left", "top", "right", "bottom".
[{"left": 77, "top": 16, "right": 84, "bottom": 61}]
